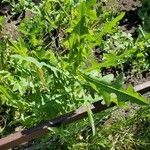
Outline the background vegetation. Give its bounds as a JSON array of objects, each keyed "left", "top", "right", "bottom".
[{"left": 0, "top": 0, "right": 150, "bottom": 149}]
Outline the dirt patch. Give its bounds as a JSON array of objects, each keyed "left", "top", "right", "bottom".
[{"left": 0, "top": 2, "right": 11, "bottom": 15}]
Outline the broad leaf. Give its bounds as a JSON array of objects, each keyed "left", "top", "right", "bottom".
[{"left": 79, "top": 72, "right": 149, "bottom": 105}]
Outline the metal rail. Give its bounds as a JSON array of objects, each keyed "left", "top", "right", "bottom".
[{"left": 0, "top": 81, "right": 150, "bottom": 150}]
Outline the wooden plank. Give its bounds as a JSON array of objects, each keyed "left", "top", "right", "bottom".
[
  {"left": 134, "top": 81, "right": 150, "bottom": 94},
  {"left": 0, "top": 81, "right": 150, "bottom": 150}
]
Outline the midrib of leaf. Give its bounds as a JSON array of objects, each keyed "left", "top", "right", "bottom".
[{"left": 79, "top": 72, "right": 149, "bottom": 105}]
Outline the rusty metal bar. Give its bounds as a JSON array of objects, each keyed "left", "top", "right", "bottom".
[{"left": 0, "top": 81, "right": 150, "bottom": 150}]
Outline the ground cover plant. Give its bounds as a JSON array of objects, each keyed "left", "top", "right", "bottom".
[{"left": 0, "top": 0, "right": 150, "bottom": 149}]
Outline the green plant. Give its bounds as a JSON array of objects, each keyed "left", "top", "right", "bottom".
[
  {"left": 138, "top": 0, "right": 150, "bottom": 32},
  {"left": 0, "top": 0, "right": 149, "bottom": 141},
  {"left": 62, "top": 104, "right": 150, "bottom": 150},
  {"left": 97, "top": 30, "right": 150, "bottom": 74}
]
